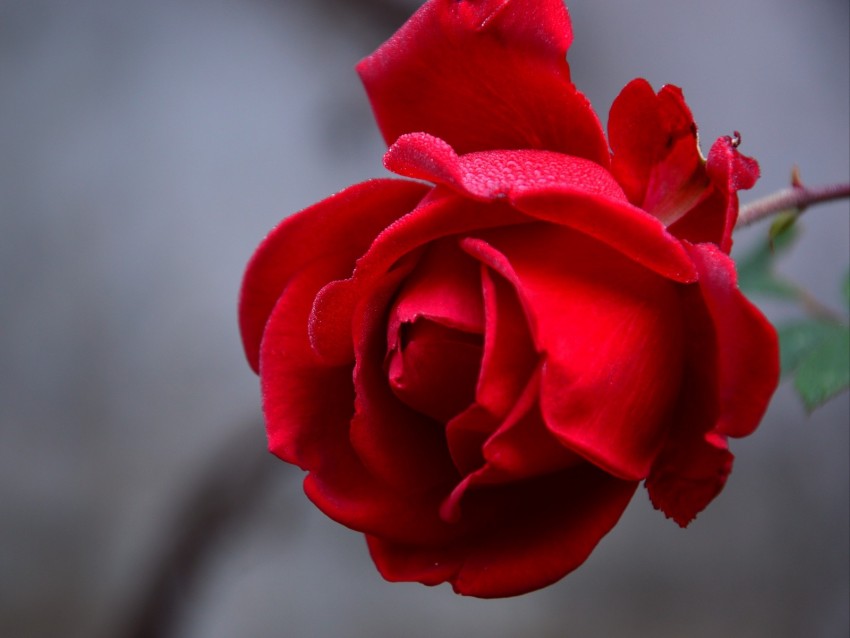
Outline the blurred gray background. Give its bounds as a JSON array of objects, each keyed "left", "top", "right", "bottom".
[{"left": 1, "top": 1, "right": 847, "bottom": 637}]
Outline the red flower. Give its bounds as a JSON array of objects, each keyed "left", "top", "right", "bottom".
[{"left": 239, "top": 0, "right": 778, "bottom": 597}]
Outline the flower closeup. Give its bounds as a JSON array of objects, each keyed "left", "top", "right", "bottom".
[{"left": 239, "top": 0, "right": 779, "bottom": 598}]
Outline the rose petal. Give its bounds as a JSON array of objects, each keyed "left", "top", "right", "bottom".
[
  {"left": 387, "top": 319, "right": 483, "bottom": 423},
  {"left": 444, "top": 403, "right": 500, "bottom": 479},
  {"left": 463, "top": 228, "right": 686, "bottom": 481},
  {"left": 384, "top": 239, "right": 485, "bottom": 422},
  {"left": 608, "top": 80, "right": 759, "bottom": 253},
  {"left": 368, "top": 463, "right": 638, "bottom": 598},
  {"left": 309, "top": 194, "right": 526, "bottom": 365},
  {"left": 385, "top": 132, "right": 626, "bottom": 202},
  {"left": 646, "top": 245, "right": 778, "bottom": 525},
  {"left": 384, "top": 133, "right": 698, "bottom": 284},
  {"left": 512, "top": 188, "right": 698, "bottom": 284},
  {"left": 608, "top": 79, "right": 761, "bottom": 253},
  {"left": 706, "top": 134, "right": 760, "bottom": 194},
  {"left": 304, "top": 460, "right": 460, "bottom": 546},
  {"left": 665, "top": 186, "right": 730, "bottom": 254},
  {"left": 686, "top": 243, "right": 779, "bottom": 438},
  {"left": 665, "top": 135, "right": 759, "bottom": 253},
  {"left": 608, "top": 79, "right": 707, "bottom": 220},
  {"left": 441, "top": 369, "right": 583, "bottom": 524},
  {"left": 350, "top": 261, "right": 460, "bottom": 495},
  {"left": 260, "top": 261, "right": 357, "bottom": 470},
  {"left": 388, "top": 238, "right": 485, "bottom": 337},
  {"left": 240, "top": 179, "right": 428, "bottom": 371},
  {"left": 646, "top": 430, "right": 734, "bottom": 528},
  {"left": 474, "top": 260, "right": 539, "bottom": 418},
  {"left": 259, "top": 261, "right": 456, "bottom": 546},
  {"left": 357, "top": 0, "right": 610, "bottom": 164},
  {"left": 643, "top": 283, "right": 725, "bottom": 526},
  {"left": 482, "top": 397, "right": 584, "bottom": 480},
  {"left": 665, "top": 136, "right": 759, "bottom": 252},
  {"left": 688, "top": 135, "right": 760, "bottom": 252},
  {"left": 442, "top": 265, "right": 541, "bottom": 481}
]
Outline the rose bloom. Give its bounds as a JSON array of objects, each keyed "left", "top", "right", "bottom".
[{"left": 239, "top": 0, "right": 779, "bottom": 597}]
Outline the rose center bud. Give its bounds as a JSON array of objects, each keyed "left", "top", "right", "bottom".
[{"left": 386, "top": 318, "right": 484, "bottom": 423}]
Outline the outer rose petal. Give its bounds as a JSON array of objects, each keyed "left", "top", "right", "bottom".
[
  {"left": 368, "top": 463, "right": 637, "bottom": 598},
  {"left": 513, "top": 186, "right": 697, "bottom": 283},
  {"left": 239, "top": 179, "right": 428, "bottom": 371},
  {"left": 646, "top": 243, "right": 778, "bottom": 526},
  {"left": 385, "top": 132, "right": 625, "bottom": 202},
  {"left": 259, "top": 263, "right": 452, "bottom": 545},
  {"left": 385, "top": 133, "right": 699, "bottom": 283},
  {"left": 687, "top": 243, "right": 779, "bottom": 438},
  {"left": 261, "top": 259, "right": 468, "bottom": 546},
  {"left": 357, "top": 0, "right": 610, "bottom": 164},
  {"left": 259, "top": 261, "right": 358, "bottom": 471},
  {"left": 706, "top": 134, "right": 760, "bottom": 193},
  {"left": 646, "top": 430, "right": 734, "bottom": 528},
  {"left": 666, "top": 136, "right": 759, "bottom": 253},
  {"left": 608, "top": 79, "right": 705, "bottom": 221},
  {"left": 608, "top": 79, "right": 760, "bottom": 252}
]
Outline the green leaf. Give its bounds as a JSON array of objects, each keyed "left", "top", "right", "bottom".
[
  {"left": 736, "top": 225, "right": 800, "bottom": 299},
  {"left": 768, "top": 211, "right": 799, "bottom": 248},
  {"left": 778, "top": 320, "right": 847, "bottom": 375},
  {"left": 778, "top": 320, "right": 850, "bottom": 411}
]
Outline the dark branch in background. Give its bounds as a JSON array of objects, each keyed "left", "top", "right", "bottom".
[
  {"left": 736, "top": 182, "right": 850, "bottom": 228},
  {"left": 324, "top": 0, "right": 413, "bottom": 30},
  {"left": 113, "top": 418, "right": 277, "bottom": 638},
  {"left": 110, "top": 4, "right": 415, "bottom": 636},
  {"left": 288, "top": 0, "right": 412, "bottom": 37}
]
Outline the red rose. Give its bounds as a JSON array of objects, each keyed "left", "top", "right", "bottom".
[{"left": 239, "top": 0, "right": 779, "bottom": 597}]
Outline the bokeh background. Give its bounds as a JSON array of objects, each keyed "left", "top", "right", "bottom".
[{"left": 1, "top": 1, "right": 848, "bottom": 636}]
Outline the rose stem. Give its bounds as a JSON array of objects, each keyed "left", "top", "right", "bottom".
[{"left": 736, "top": 182, "right": 850, "bottom": 228}]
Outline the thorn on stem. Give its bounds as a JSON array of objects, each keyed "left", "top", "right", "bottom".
[{"left": 791, "top": 165, "right": 804, "bottom": 189}]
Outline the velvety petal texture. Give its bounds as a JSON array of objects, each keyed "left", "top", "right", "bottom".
[
  {"left": 239, "top": 179, "right": 428, "bottom": 371},
  {"left": 358, "top": 0, "right": 610, "bottom": 164},
  {"left": 385, "top": 132, "right": 699, "bottom": 283},
  {"left": 609, "top": 79, "right": 760, "bottom": 252},
  {"left": 369, "top": 463, "right": 638, "bottom": 598},
  {"left": 239, "top": 0, "right": 779, "bottom": 599},
  {"left": 686, "top": 243, "right": 779, "bottom": 438}
]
